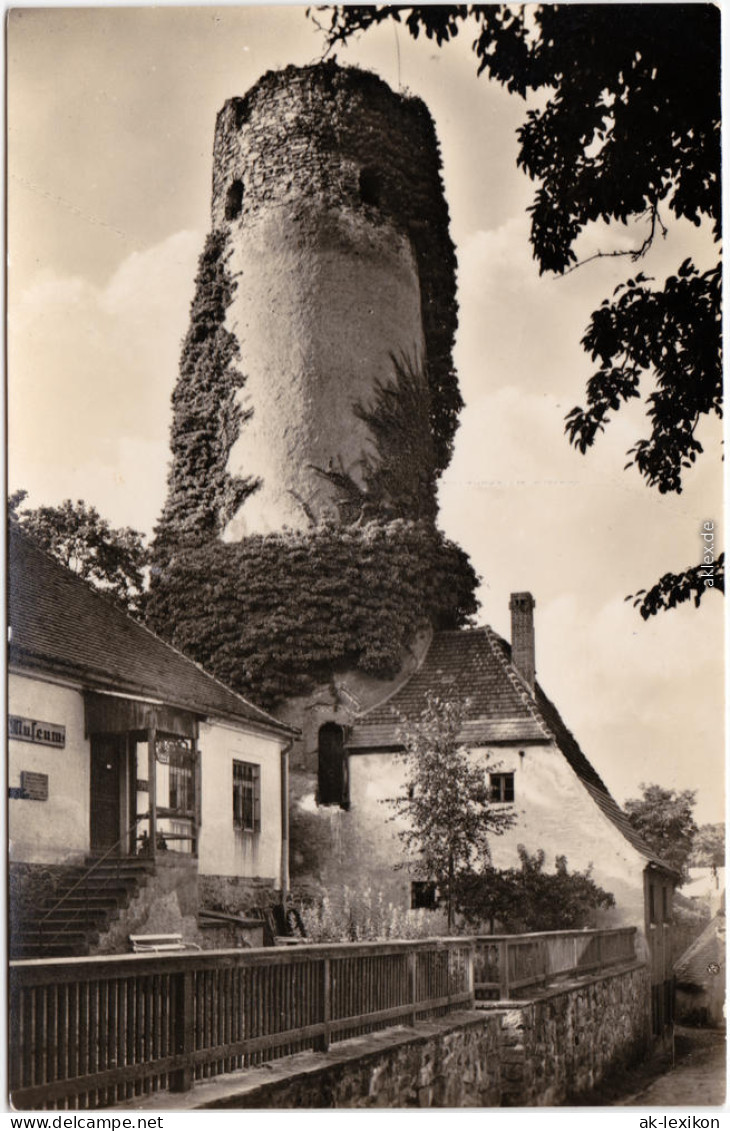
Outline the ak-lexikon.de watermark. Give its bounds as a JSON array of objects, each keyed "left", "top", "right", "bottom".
[
  {"left": 701, "top": 520, "right": 717, "bottom": 585},
  {"left": 639, "top": 1119, "right": 720, "bottom": 1129}
]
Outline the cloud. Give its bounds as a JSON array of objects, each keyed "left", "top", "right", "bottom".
[
  {"left": 9, "top": 229, "right": 202, "bottom": 533},
  {"left": 454, "top": 212, "right": 718, "bottom": 408},
  {"left": 437, "top": 380, "right": 724, "bottom": 824},
  {"left": 538, "top": 592, "right": 724, "bottom": 823}
]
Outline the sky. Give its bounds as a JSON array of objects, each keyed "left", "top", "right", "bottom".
[{"left": 7, "top": 6, "right": 724, "bottom": 824}]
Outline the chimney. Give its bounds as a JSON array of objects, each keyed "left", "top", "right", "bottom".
[{"left": 509, "top": 592, "right": 536, "bottom": 691}]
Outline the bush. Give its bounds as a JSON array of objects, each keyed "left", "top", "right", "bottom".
[
  {"left": 297, "top": 886, "right": 446, "bottom": 942},
  {"left": 455, "top": 846, "right": 615, "bottom": 932}
]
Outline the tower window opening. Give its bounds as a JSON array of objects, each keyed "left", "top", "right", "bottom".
[
  {"left": 359, "top": 167, "right": 384, "bottom": 208},
  {"left": 317, "top": 722, "right": 349, "bottom": 809},
  {"left": 225, "top": 179, "right": 244, "bottom": 220}
]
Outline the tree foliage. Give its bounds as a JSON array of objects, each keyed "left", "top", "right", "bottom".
[
  {"left": 316, "top": 4, "right": 722, "bottom": 613},
  {"left": 688, "top": 823, "right": 725, "bottom": 870},
  {"left": 628, "top": 552, "right": 724, "bottom": 620},
  {"left": 455, "top": 846, "right": 615, "bottom": 933},
  {"left": 389, "top": 695, "right": 515, "bottom": 928},
  {"left": 10, "top": 492, "right": 147, "bottom": 615},
  {"left": 625, "top": 782, "right": 698, "bottom": 878}
]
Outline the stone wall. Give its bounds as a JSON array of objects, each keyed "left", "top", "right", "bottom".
[
  {"left": 9, "top": 861, "right": 80, "bottom": 951},
  {"left": 199, "top": 873, "right": 278, "bottom": 915},
  {"left": 493, "top": 962, "right": 652, "bottom": 1105},
  {"left": 182, "top": 1012, "right": 504, "bottom": 1110},
  {"left": 94, "top": 856, "right": 201, "bottom": 954},
  {"left": 92, "top": 859, "right": 279, "bottom": 954},
  {"left": 135, "top": 962, "right": 651, "bottom": 1110},
  {"left": 210, "top": 63, "right": 459, "bottom": 535}
]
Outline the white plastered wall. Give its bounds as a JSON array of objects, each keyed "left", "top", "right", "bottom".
[
  {"left": 346, "top": 741, "right": 648, "bottom": 932},
  {"left": 474, "top": 743, "right": 647, "bottom": 932},
  {"left": 224, "top": 207, "right": 425, "bottom": 536},
  {"left": 197, "top": 719, "right": 283, "bottom": 882},
  {"left": 9, "top": 672, "right": 89, "bottom": 864}
]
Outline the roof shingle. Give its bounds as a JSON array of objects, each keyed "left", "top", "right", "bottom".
[
  {"left": 8, "top": 527, "right": 294, "bottom": 736},
  {"left": 349, "top": 624, "right": 676, "bottom": 874}
]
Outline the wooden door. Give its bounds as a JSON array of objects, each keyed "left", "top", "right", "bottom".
[{"left": 90, "top": 736, "right": 123, "bottom": 852}]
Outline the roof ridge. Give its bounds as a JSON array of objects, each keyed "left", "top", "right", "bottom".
[
  {"left": 482, "top": 626, "right": 552, "bottom": 740},
  {"left": 482, "top": 621, "right": 677, "bottom": 869},
  {"left": 10, "top": 527, "right": 294, "bottom": 735}
]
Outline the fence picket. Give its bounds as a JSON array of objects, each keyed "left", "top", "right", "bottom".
[
  {"left": 474, "top": 927, "right": 637, "bottom": 1000},
  {"left": 9, "top": 938, "right": 474, "bottom": 1110}
]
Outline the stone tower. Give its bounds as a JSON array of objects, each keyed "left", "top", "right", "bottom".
[
  {"left": 211, "top": 63, "right": 459, "bottom": 535},
  {"left": 151, "top": 63, "right": 475, "bottom": 901}
]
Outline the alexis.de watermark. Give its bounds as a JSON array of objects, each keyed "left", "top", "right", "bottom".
[{"left": 701, "top": 520, "right": 717, "bottom": 586}]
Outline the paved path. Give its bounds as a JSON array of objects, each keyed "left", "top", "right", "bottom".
[{"left": 622, "top": 1029, "right": 726, "bottom": 1107}]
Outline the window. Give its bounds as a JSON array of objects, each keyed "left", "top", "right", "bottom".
[
  {"left": 317, "top": 723, "right": 349, "bottom": 808},
  {"left": 233, "top": 761, "right": 261, "bottom": 832},
  {"left": 162, "top": 739, "right": 194, "bottom": 814},
  {"left": 225, "top": 179, "right": 244, "bottom": 220},
  {"left": 359, "top": 167, "right": 383, "bottom": 208},
  {"left": 411, "top": 882, "right": 438, "bottom": 911},
  {"left": 489, "top": 772, "right": 515, "bottom": 803}
]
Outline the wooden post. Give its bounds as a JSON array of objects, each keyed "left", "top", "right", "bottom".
[
  {"left": 147, "top": 725, "right": 157, "bottom": 860},
  {"left": 170, "top": 969, "right": 194, "bottom": 1092},
  {"left": 317, "top": 957, "right": 331, "bottom": 1052},
  {"left": 192, "top": 734, "right": 201, "bottom": 858},
  {"left": 280, "top": 744, "right": 290, "bottom": 901},
  {"left": 595, "top": 931, "right": 603, "bottom": 974},
  {"left": 409, "top": 950, "right": 417, "bottom": 1025},
  {"left": 498, "top": 939, "right": 510, "bottom": 1000},
  {"left": 466, "top": 944, "right": 475, "bottom": 1008}
]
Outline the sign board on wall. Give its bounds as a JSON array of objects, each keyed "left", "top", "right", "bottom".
[
  {"left": 20, "top": 771, "right": 49, "bottom": 801},
  {"left": 8, "top": 716, "right": 65, "bottom": 748}
]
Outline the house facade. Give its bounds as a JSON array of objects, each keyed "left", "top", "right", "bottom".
[
  {"left": 8, "top": 528, "right": 296, "bottom": 952},
  {"left": 282, "top": 592, "right": 677, "bottom": 1031}
]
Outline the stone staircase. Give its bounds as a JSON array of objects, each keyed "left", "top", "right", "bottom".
[{"left": 10, "top": 856, "right": 155, "bottom": 959}]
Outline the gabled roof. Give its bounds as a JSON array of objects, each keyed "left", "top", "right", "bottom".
[
  {"left": 348, "top": 628, "right": 551, "bottom": 749},
  {"left": 349, "top": 624, "right": 676, "bottom": 875},
  {"left": 675, "top": 912, "right": 726, "bottom": 987},
  {"left": 8, "top": 527, "right": 295, "bottom": 736}
]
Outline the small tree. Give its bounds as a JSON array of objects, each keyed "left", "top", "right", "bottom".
[
  {"left": 389, "top": 695, "right": 515, "bottom": 929},
  {"left": 10, "top": 492, "right": 148, "bottom": 616},
  {"left": 625, "top": 782, "right": 698, "bottom": 879},
  {"left": 455, "top": 847, "right": 615, "bottom": 933}
]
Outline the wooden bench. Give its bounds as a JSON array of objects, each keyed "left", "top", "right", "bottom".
[{"left": 129, "top": 933, "right": 202, "bottom": 954}]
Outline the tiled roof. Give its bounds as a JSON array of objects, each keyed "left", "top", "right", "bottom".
[
  {"left": 348, "top": 628, "right": 552, "bottom": 748},
  {"left": 675, "top": 913, "right": 726, "bottom": 987},
  {"left": 349, "top": 624, "right": 676, "bottom": 874},
  {"left": 8, "top": 527, "right": 294, "bottom": 736}
]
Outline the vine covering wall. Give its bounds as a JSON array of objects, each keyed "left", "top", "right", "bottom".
[
  {"left": 150, "top": 63, "right": 478, "bottom": 707},
  {"left": 153, "top": 231, "right": 256, "bottom": 550},
  {"left": 148, "top": 520, "right": 478, "bottom": 708}
]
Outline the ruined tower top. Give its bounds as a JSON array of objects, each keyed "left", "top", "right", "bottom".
[{"left": 213, "top": 63, "right": 460, "bottom": 535}]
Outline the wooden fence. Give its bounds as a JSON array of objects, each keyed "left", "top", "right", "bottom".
[
  {"left": 9, "top": 938, "right": 474, "bottom": 1111},
  {"left": 474, "top": 927, "right": 637, "bottom": 999}
]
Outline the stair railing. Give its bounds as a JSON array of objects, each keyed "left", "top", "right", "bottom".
[{"left": 36, "top": 815, "right": 146, "bottom": 953}]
